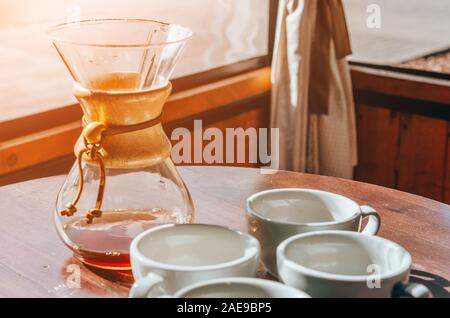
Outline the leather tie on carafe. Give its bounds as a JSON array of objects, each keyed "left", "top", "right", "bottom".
[{"left": 59, "top": 83, "right": 170, "bottom": 224}]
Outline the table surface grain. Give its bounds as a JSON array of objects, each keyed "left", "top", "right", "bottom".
[{"left": 0, "top": 166, "right": 449, "bottom": 298}]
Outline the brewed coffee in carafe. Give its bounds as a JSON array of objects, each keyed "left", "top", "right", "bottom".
[{"left": 49, "top": 19, "right": 194, "bottom": 271}]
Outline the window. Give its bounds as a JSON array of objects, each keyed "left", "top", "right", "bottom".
[
  {"left": 344, "top": 0, "right": 450, "bottom": 74},
  {"left": 0, "top": 0, "right": 274, "bottom": 178},
  {"left": 0, "top": 0, "right": 271, "bottom": 121}
]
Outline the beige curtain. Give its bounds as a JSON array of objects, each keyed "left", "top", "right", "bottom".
[{"left": 271, "top": 0, "right": 357, "bottom": 178}]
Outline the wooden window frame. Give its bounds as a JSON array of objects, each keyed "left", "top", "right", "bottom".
[{"left": 0, "top": 1, "right": 278, "bottom": 176}]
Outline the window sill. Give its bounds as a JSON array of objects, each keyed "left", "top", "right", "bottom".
[{"left": 350, "top": 64, "right": 450, "bottom": 108}]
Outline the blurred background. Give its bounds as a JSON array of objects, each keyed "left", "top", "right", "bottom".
[{"left": 0, "top": 0, "right": 449, "bottom": 203}]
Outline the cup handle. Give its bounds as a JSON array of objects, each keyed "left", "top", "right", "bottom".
[
  {"left": 392, "top": 282, "right": 433, "bottom": 298},
  {"left": 129, "top": 272, "right": 166, "bottom": 298},
  {"left": 359, "top": 205, "right": 381, "bottom": 235}
]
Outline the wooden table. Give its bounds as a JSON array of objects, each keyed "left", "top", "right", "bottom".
[{"left": 0, "top": 166, "right": 449, "bottom": 298}]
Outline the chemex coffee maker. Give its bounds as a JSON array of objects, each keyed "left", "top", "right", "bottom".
[{"left": 49, "top": 19, "right": 194, "bottom": 272}]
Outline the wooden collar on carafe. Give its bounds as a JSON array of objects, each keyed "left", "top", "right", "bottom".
[
  {"left": 77, "top": 81, "right": 171, "bottom": 134},
  {"left": 59, "top": 82, "right": 170, "bottom": 224}
]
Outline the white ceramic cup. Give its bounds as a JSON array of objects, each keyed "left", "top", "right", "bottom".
[
  {"left": 129, "top": 223, "right": 260, "bottom": 298},
  {"left": 277, "top": 231, "right": 432, "bottom": 298},
  {"left": 173, "top": 277, "right": 310, "bottom": 298},
  {"left": 246, "top": 188, "right": 381, "bottom": 276}
]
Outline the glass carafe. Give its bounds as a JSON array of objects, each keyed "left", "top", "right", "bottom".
[{"left": 49, "top": 19, "right": 194, "bottom": 271}]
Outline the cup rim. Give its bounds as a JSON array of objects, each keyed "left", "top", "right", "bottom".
[
  {"left": 174, "top": 277, "right": 311, "bottom": 298},
  {"left": 130, "top": 223, "right": 260, "bottom": 272},
  {"left": 277, "top": 230, "right": 412, "bottom": 282},
  {"left": 48, "top": 18, "right": 193, "bottom": 48},
  {"left": 246, "top": 188, "right": 361, "bottom": 226}
]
